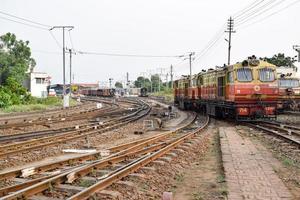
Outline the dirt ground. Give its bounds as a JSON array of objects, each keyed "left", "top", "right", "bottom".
[{"left": 172, "top": 119, "right": 227, "bottom": 200}]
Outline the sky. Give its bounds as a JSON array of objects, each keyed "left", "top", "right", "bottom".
[{"left": 1, "top": 0, "right": 300, "bottom": 87}]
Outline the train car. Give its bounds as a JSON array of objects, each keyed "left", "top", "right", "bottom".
[
  {"left": 80, "top": 88, "right": 115, "bottom": 97},
  {"left": 174, "top": 56, "right": 279, "bottom": 121},
  {"left": 277, "top": 68, "right": 300, "bottom": 111},
  {"left": 140, "top": 87, "right": 148, "bottom": 97}
]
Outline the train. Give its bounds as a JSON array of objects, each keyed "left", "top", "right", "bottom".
[
  {"left": 174, "top": 56, "right": 279, "bottom": 121},
  {"left": 80, "top": 88, "right": 115, "bottom": 97},
  {"left": 277, "top": 67, "right": 300, "bottom": 112},
  {"left": 80, "top": 87, "right": 148, "bottom": 98}
]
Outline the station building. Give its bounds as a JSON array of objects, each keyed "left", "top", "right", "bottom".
[{"left": 23, "top": 72, "right": 51, "bottom": 98}]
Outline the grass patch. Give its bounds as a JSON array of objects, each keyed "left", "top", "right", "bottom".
[
  {"left": 174, "top": 173, "right": 184, "bottom": 182},
  {"left": 151, "top": 88, "right": 174, "bottom": 103},
  {"left": 0, "top": 97, "right": 78, "bottom": 113},
  {"left": 282, "top": 157, "right": 296, "bottom": 167},
  {"left": 217, "top": 175, "right": 226, "bottom": 183},
  {"left": 192, "top": 192, "right": 204, "bottom": 200}
]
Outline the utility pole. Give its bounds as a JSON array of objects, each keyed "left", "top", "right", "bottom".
[
  {"left": 109, "top": 78, "right": 113, "bottom": 88},
  {"left": 66, "top": 48, "right": 76, "bottom": 95},
  {"left": 165, "top": 73, "right": 169, "bottom": 89},
  {"left": 293, "top": 45, "right": 300, "bottom": 62},
  {"left": 49, "top": 26, "right": 74, "bottom": 108},
  {"left": 188, "top": 52, "right": 195, "bottom": 86},
  {"left": 126, "top": 72, "right": 129, "bottom": 88},
  {"left": 170, "top": 65, "right": 173, "bottom": 89},
  {"left": 225, "top": 17, "right": 235, "bottom": 65},
  {"left": 157, "top": 68, "right": 165, "bottom": 92}
]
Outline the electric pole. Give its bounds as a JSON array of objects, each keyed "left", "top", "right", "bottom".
[
  {"left": 66, "top": 48, "right": 76, "bottom": 95},
  {"left": 157, "top": 68, "right": 165, "bottom": 92},
  {"left": 225, "top": 17, "right": 235, "bottom": 65},
  {"left": 165, "top": 73, "right": 169, "bottom": 89},
  {"left": 293, "top": 45, "right": 300, "bottom": 62},
  {"left": 170, "top": 65, "right": 173, "bottom": 89},
  {"left": 109, "top": 78, "right": 113, "bottom": 88},
  {"left": 49, "top": 26, "right": 74, "bottom": 108},
  {"left": 126, "top": 72, "right": 129, "bottom": 88},
  {"left": 188, "top": 52, "right": 195, "bottom": 86}
]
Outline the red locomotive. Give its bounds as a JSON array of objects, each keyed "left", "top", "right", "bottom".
[{"left": 174, "top": 56, "right": 278, "bottom": 120}]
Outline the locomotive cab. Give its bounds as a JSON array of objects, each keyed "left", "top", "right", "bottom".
[{"left": 228, "top": 57, "right": 278, "bottom": 120}]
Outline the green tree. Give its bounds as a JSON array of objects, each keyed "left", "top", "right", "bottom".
[
  {"left": 262, "top": 53, "right": 297, "bottom": 69},
  {"left": 115, "top": 81, "right": 123, "bottom": 88},
  {"left": 0, "top": 32, "right": 36, "bottom": 84}
]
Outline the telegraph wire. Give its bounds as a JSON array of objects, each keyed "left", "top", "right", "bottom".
[
  {"left": 233, "top": 0, "right": 265, "bottom": 19},
  {"left": 0, "top": 10, "right": 51, "bottom": 28},
  {"left": 235, "top": 0, "right": 288, "bottom": 26},
  {"left": 236, "top": 0, "right": 300, "bottom": 30},
  {"left": 49, "top": 31, "right": 63, "bottom": 49},
  {"left": 76, "top": 50, "right": 183, "bottom": 58},
  {"left": 235, "top": 0, "right": 278, "bottom": 24},
  {"left": 0, "top": 15, "right": 48, "bottom": 30},
  {"left": 68, "top": 30, "right": 75, "bottom": 51}
]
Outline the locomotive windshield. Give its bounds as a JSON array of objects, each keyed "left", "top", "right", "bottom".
[
  {"left": 259, "top": 68, "right": 275, "bottom": 82},
  {"left": 279, "top": 79, "right": 300, "bottom": 88},
  {"left": 236, "top": 68, "right": 252, "bottom": 82}
]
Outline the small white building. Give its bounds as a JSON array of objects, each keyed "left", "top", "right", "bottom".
[{"left": 24, "top": 72, "right": 51, "bottom": 98}]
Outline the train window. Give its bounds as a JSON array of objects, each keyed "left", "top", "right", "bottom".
[
  {"left": 192, "top": 79, "right": 197, "bottom": 86},
  {"left": 279, "top": 79, "right": 300, "bottom": 87},
  {"left": 259, "top": 68, "right": 275, "bottom": 82},
  {"left": 236, "top": 68, "right": 252, "bottom": 82},
  {"left": 227, "top": 72, "right": 234, "bottom": 83}
]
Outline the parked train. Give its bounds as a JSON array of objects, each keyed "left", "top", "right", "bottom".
[
  {"left": 174, "top": 56, "right": 279, "bottom": 121},
  {"left": 80, "top": 88, "right": 115, "bottom": 97},
  {"left": 277, "top": 67, "right": 300, "bottom": 112}
]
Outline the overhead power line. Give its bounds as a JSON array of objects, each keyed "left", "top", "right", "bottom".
[
  {"left": 235, "top": 0, "right": 288, "bottom": 27},
  {"left": 233, "top": 0, "right": 265, "bottom": 19},
  {"left": 235, "top": 0, "right": 278, "bottom": 24},
  {"left": 236, "top": 0, "right": 300, "bottom": 30},
  {"left": 0, "top": 15, "right": 48, "bottom": 30},
  {"left": 0, "top": 10, "right": 51, "bottom": 28},
  {"left": 76, "top": 51, "right": 182, "bottom": 58}
]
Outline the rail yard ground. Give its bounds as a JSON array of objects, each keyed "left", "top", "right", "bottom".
[{"left": 0, "top": 97, "right": 299, "bottom": 200}]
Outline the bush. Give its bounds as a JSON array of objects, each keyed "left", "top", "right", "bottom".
[{"left": 0, "top": 89, "right": 12, "bottom": 108}]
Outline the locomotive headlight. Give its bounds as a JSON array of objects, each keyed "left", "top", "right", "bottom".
[
  {"left": 264, "top": 107, "right": 275, "bottom": 115},
  {"left": 237, "top": 107, "right": 249, "bottom": 116}
]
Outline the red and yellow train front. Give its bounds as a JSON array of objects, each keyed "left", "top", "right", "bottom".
[
  {"left": 226, "top": 60, "right": 278, "bottom": 119},
  {"left": 278, "top": 78, "right": 300, "bottom": 111}
]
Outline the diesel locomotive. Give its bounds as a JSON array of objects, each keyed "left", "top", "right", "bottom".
[{"left": 174, "top": 56, "right": 278, "bottom": 121}]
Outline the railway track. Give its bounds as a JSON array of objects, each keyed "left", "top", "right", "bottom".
[
  {"left": 0, "top": 113, "right": 208, "bottom": 200},
  {"left": 0, "top": 99, "right": 117, "bottom": 130},
  {"left": 0, "top": 99, "right": 150, "bottom": 158},
  {"left": 0, "top": 100, "right": 97, "bottom": 126},
  {"left": 246, "top": 120, "right": 300, "bottom": 147}
]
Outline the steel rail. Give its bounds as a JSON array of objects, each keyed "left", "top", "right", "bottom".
[
  {"left": 67, "top": 115, "right": 209, "bottom": 200},
  {"left": 0, "top": 103, "right": 150, "bottom": 158},
  {"left": 246, "top": 123, "right": 300, "bottom": 147},
  {"left": 0, "top": 113, "right": 204, "bottom": 200}
]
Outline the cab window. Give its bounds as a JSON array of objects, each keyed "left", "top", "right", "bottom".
[
  {"left": 236, "top": 68, "right": 252, "bottom": 82},
  {"left": 227, "top": 71, "right": 234, "bottom": 83},
  {"left": 279, "top": 79, "right": 300, "bottom": 87},
  {"left": 259, "top": 68, "right": 275, "bottom": 82}
]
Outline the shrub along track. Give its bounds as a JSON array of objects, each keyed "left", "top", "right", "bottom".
[{"left": 0, "top": 112, "right": 208, "bottom": 200}]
